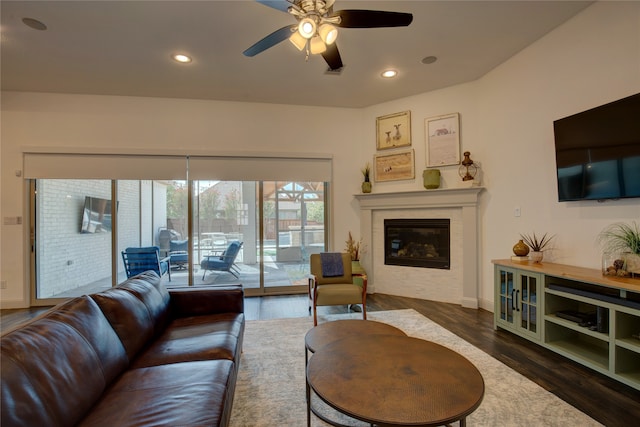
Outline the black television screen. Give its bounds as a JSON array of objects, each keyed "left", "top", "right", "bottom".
[
  {"left": 80, "top": 196, "right": 113, "bottom": 233},
  {"left": 553, "top": 93, "right": 640, "bottom": 202}
]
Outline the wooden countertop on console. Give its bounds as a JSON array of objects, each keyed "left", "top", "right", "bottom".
[{"left": 492, "top": 259, "right": 640, "bottom": 294}]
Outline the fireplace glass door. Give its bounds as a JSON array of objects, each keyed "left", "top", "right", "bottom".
[{"left": 384, "top": 219, "right": 450, "bottom": 269}]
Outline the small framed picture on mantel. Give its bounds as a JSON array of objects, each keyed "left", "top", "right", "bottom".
[{"left": 374, "top": 149, "right": 415, "bottom": 182}]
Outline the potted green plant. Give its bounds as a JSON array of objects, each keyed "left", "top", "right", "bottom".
[
  {"left": 520, "top": 232, "right": 555, "bottom": 263},
  {"left": 361, "top": 163, "right": 372, "bottom": 193},
  {"left": 597, "top": 221, "right": 640, "bottom": 277}
]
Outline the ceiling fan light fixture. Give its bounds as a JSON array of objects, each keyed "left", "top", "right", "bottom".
[
  {"left": 309, "top": 36, "right": 326, "bottom": 54},
  {"left": 318, "top": 23, "right": 338, "bottom": 45},
  {"left": 289, "top": 31, "right": 307, "bottom": 51},
  {"left": 298, "top": 18, "right": 316, "bottom": 39}
]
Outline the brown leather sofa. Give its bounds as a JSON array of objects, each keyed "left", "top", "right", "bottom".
[{"left": 1, "top": 271, "right": 245, "bottom": 427}]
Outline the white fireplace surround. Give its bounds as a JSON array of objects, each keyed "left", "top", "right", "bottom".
[{"left": 355, "top": 187, "right": 483, "bottom": 308}]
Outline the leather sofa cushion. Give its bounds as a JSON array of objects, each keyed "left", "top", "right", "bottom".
[
  {"left": 131, "top": 312, "right": 245, "bottom": 369},
  {"left": 77, "top": 360, "right": 235, "bottom": 427},
  {"left": 168, "top": 285, "right": 244, "bottom": 317},
  {"left": 91, "top": 287, "right": 155, "bottom": 362},
  {"left": 117, "top": 271, "right": 171, "bottom": 337},
  {"left": 1, "top": 296, "right": 128, "bottom": 427}
]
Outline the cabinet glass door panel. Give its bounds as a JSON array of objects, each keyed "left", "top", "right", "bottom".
[
  {"left": 520, "top": 275, "right": 538, "bottom": 333},
  {"left": 499, "top": 270, "right": 515, "bottom": 323}
]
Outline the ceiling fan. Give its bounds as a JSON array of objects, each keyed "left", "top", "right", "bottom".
[{"left": 243, "top": 0, "right": 413, "bottom": 71}]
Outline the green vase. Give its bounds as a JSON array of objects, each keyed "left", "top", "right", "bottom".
[
  {"left": 361, "top": 181, "right": 372, "bottom": 193},
  {"left": 422, "top": 169, "right": 440, "bottom": 189},
  {"left": 351, "top": 260, "right": 365, "bottom": 275}
]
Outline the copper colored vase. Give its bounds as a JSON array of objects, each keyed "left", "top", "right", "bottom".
[{"left": 513, "top": 239, "right": 530, "bottom": 256}]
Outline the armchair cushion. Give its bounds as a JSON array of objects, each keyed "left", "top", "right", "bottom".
[{"left": 315, "top": 283, "right": 364, "bottom": 306}]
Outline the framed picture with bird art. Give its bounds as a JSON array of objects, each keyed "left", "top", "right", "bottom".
[{"left": 376, "top": 111, "right": 411, "bottom": 150}]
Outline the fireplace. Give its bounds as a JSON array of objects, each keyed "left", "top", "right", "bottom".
[{"left": 384, "top": 219, "right": 450, "bottom": 269}]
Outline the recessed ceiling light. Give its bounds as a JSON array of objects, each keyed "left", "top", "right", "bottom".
[
  {"left": 172, "top": 54, "right": 192, "bottom": 63},
  {"left": 421, "top": 56, "right": 438, "bottom": 65},
  {"left": 22, "top": 17, "right": 47, "bottom": 31},
  {"left": 381, "top": 69, "right": 398, "bottom": 78}
]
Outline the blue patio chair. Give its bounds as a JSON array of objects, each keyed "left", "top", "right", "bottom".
[
  {"left": 200, "top": 241, "right": 243, "bottom": 280},
  {"left": 122, "top": 246, "right": 171, "bottom": 281},
  {"left": 169, "top": 239, "right": 189, "bottom": 270}
]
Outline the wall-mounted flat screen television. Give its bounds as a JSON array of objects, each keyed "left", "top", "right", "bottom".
[
  {"left": 80, "top": 196, "right": 113, "bottom": 233},
  {"left": 553, "top": 93, "right": 640, "bottom": 202}
]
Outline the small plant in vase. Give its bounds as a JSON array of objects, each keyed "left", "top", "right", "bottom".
[
  {"left": 520, "top": 232, "right": 555, "bottom": 263},
  {"left": 598, "top": 221, "right": 640, "bottom": 277},
  {"left": 361, "top": 163, "right": 372, "bottom": 193},
  {"left": 345, "top": 231, "right": 365, "bottom": 274}
]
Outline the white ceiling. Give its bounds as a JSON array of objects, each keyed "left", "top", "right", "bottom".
[{"left": 1, "top": 1, "right": 593, "bottom": 108}]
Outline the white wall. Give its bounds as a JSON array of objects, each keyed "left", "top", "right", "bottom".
[
  {"left": 2, "top": 1, "right": 639, "bottom": 308},
  {"left": 0, "top": 96, "right": 362, "bottom": 306},
  {"left": 362, "top": 1, "right": 640, "bottom": 309}
]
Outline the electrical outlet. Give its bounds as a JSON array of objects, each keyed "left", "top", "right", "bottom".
[
  {"left": 514, "top": 207, "right": 521, "bottom": 217},
  {"left": 0, "top": 280, "right": 7, "bottom": 290}
]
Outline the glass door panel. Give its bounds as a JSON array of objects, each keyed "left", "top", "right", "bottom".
[
  {"left": 32, "top": 179, "right": 114, "bottom": 302},
  {"left": 191, "top": 181, "right": 256, "bottom": 288},
  {"left": 499, "top": 269, "right": 514, "bottom": 323},
  {"left": 262, "top": 181, "right": 325, "bottom": 293},
  {"left": 520, "top": 275, "right": 538, "bottom": 333}
]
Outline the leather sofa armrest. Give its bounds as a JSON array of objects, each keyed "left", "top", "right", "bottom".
[{"left": 168, "top": 285, "right": 244, "bottom": 318}]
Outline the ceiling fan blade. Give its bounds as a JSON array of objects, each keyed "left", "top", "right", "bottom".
[
  {"left": 243, "top": 25, "right": 295, "bottom": 57},
  {"left": 334, "top": 10, "right": 413, "bottom": 28},
  {"left": 322, "top": 43, "right": 343, "bottom": 71},
  {"left": 255, "top": 1, "right": 292, "bottom": 13}
]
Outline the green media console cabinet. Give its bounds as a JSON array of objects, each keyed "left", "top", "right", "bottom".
[{"left": 493, "top": 259, "right": 640, "bottom": 391}]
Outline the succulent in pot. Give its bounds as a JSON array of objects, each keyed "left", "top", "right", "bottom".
[
  {"left": 520, "top": 232, "right": 555, "bottom": 263},
  {"left": 598, "top": 221, "right": 640, "bottom": 277}
]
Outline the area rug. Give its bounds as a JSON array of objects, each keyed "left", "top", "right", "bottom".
[{"left": 230, "top": 309, "right": 601, "bottom": 426}]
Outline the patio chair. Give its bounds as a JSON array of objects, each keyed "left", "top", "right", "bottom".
[
  {"left": 200, "top": 240, "right": 243, "bottom": 280},
  {"left": 169, "top": 239, "right": 188, "bottom": 270},
  {"left": 122, "top": 246, "right": 171, "bottom": 281}
]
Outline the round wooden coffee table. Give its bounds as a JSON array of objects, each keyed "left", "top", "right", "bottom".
[
  {"left": 305, "top": 319, "right": 407, "bottom": 363},
  {"left": 305, "top": 320, "right": 407, "bottom": 426},
  {"left": 307, "top": 334, "right": 484, "bottom": 427}
]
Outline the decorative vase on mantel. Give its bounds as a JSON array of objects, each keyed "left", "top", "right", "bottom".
[
  {"left": 423, "top": 169, "right": 441, "bottom": 189},
  {"left": 361, "top": 181, "right": 372, "bottom": 193}
]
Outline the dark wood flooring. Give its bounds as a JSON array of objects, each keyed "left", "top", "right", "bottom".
[{"left": 3, "top": 293, "right": 640, "bottom": 426}]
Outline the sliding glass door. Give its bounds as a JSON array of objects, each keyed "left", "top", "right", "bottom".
[
  {"left": 25, "top": 152, "right": 331, "bottom": 304},
  {"left": 30, "top": 178, "right": 326, "bottom": 303}
]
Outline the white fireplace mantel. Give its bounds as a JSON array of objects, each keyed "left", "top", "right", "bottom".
[{"left": 354, "top": 187, "right": 484, "bottom": 308}]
